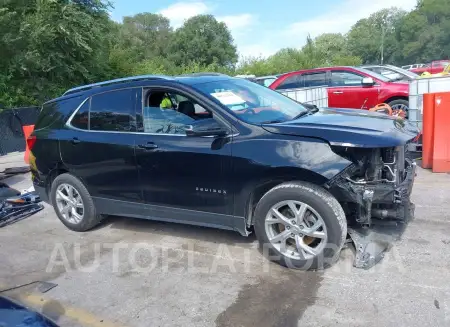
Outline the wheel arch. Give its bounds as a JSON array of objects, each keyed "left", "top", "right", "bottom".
[
  {"left": 383, "top": 95, "right": 409, "bottom": 104},
  {"left": 45, "top": 162, "right": 70, "bottom": 197},
  {"left": 239, "top": 167, "right": 329, "bottom": 228}
]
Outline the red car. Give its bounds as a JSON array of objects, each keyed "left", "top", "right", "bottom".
[
  {"left": 409, "top": 60, "right": 450, "bottom": 75},
  {"left": 270, "top": 66, "right": 409, "bottom": 111}
]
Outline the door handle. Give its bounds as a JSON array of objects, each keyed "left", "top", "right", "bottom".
[
  {"left": 138, "top": 142, "right": 158, "bottom": 150},
  {"left": 333, "top": 91, "right": 344, "bottom": 94},
  {"left": 71, "top": 137, "right": 80, "bottom": 145}
]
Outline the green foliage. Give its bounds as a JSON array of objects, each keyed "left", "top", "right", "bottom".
[
  {"left": 0, "top": 0, "right": 448, "bottom": 108},
  {"left": 236, "top": 36, "right": 361, "bottom": 76},
  {"left": 0, "top": 0, "right": 113, "bottom": 107},
  {"left": 395, "top": 0, "right": 450, "bottom": 64},
  {"left": 119, "top": 13, "right": 172, "bottom": 62},
  {"left": 168, "top": 15, "right": 238, "bottom": 67},
  {"left": 347, "top": 8, "right": 407, "bottom": 64}
]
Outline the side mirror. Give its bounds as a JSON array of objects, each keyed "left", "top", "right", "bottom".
[
  {"left": 185, "top": 119, "right": 228, "bottom": 137},
  {"left": 362, "top": 77, "right": 375, "bottom": 86}
]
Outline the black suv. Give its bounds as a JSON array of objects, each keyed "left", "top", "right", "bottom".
[{"left": 30, "top": 73, "right": 419, "bottom": 270}]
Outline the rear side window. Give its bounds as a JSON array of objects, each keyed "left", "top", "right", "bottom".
[
  {"left": 303, "top": 72, "right": 327, "bottom": 87},
  {"left": 89, "top": 89, "right": 136, "bottom": 132},
  {"left": 70, "top": 99, "right": 89, "bottom": 130},
  {"left": 275, "top": 75, "right": 304, "bottom": 90},
  {"left": 35, "top": 96, "right": 83, "bottom": 130}
]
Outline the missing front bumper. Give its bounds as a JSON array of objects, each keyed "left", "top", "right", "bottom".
[
  {"left": 348, "top": 201, "right": 415, "bottom": 269},
  {"left": 347, "top": 162, "right": 416, "bottom": 269}
]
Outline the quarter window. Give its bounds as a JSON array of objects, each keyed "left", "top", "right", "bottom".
[
  {"left": 275, "top": 75, "right": 304, "bottom": 90},
  {"left": 70, "top": 99, "right": 89, "bottom": 130},
  {"left": 89, "top": 89, "right": 136, "bottom": 132}
]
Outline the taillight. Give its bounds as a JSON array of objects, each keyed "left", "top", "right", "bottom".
[{"left": 27, "top": 135, "right": 37, "bottom": 150}]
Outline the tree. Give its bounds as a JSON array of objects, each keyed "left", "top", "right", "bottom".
[
  {"left": 168, "top": 15, "right": 238, "bottom": 67},
  {"left": 347, "top": 8, "right": 406, "bottom": 64},
  {"left": 0, "top": 0, "right": 113, "bottom": 106},
  {"left": 314, "top": 33, "right": 348, "bottom": 59},
  {"left": 119, "top": 13, "right": 172, "bottom": 61},
  {"left": 109, "top": 13, "right": 173, "bottom": 76},
  {"left": 395, "top": 0, "right": 450, "bottom": 64}
]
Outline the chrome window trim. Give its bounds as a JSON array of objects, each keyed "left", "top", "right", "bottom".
[
  {"left": 66, "top": 97, "right": 90, "bottom": 130},
  {"left": 65, "top": 126, "right": 238, "bottom": 138},
  {"left": 65, "top": 86, "right": 238, "bottom": 138}
]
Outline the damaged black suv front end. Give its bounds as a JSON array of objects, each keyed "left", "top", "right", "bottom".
[
  {"left": 327, "top": 145, "right": 416, "bottom": 268},
  {"left": 262, "top": 108, "right": 420, "bottom": 268}
]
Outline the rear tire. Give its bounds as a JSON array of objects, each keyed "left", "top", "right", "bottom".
[
  {"left": 254, "top": 181, "right": 347, "bottom": 270},
  {"left": 50, "top": 173, "right": 101, "bottom": 232}
]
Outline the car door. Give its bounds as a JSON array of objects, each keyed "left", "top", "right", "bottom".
[
  {"left": 328, "top": 70, "right": 379, "bottom": 109},
  {"left": 133, "top": 86, "right": 235, "bottom": 228},
  {"left": 60, "top": 88, "right": 141, "bottom": 203}
]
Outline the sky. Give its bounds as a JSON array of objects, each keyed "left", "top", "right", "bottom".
[{"left": 109, "top": 0, "right": 418, "bottom": 58}]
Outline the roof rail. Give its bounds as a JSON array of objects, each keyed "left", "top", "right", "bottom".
[
  {"left": 178, "top": 72, "right": 228, "bottom": 77},
  {"left": 63, "top": 74, "right": 169, "bottom": 96}
]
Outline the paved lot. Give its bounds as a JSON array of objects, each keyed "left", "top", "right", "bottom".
[{"left": 1, "top": 156, "right": 450, "bottom": 327}]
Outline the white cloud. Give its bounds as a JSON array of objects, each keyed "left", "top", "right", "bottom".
[
  {"left": 158, "top": 1, "right": 209, "bottom": 28},
  {"left": 239, "top": 0, "right": 417, "bottom": 59},
  {"left": 217, "top": 14, "right": 254, "bottom": 32},
  {"left": 285, "top": 0, "right": 417, "bottom": 41}
]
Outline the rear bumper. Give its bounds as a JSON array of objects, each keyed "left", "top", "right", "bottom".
[
  {"left": 31, "top": 168, "right": 50, "bottom": 203},
  {"left": 33, "top": 184, "right": 49, "bottom": 203}
]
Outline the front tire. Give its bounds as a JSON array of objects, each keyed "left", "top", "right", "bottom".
[
  {"left": 50, "top": 173, "right": 101, "bottom": 232},
  {"left": 254, "top": 182, "right": 347, "bottom": 270}
]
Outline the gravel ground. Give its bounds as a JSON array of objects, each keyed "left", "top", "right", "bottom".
[{"left": 1, "top": 160, "right": 449, "bottom": 327}]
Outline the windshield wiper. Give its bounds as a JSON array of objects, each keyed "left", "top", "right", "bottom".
[
  {"left": 261, "top": 119, "right": 284, "bottom": 124},
  {"left": 291, "top": 105, "right": 319, "bottom": 120}
]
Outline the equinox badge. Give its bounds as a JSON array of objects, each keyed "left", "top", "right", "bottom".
[{"left": 196, "top": 187, "right": 227, "bottom": 194}]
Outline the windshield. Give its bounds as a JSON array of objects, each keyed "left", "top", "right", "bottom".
[
  {"left": 386, "top": 66, "right": 418, "bottom": 78},
  {"left": 433, "top": 60, "right": 450, "bottom": 67},
  {"left": 193, "top": 78, "right": 308, "bottom": 124},
  {"left": 354, "top": 67, "right": 391, "bottom": 82}
]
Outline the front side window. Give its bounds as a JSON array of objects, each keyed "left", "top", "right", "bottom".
[
  {"left": 193, "top": 78, "right": 308, "bottom": 124},
  {"left": 330, "top": 71, "right": 364, "bottom": 86},
  {"left": 89, "top": 89, "right": 136, "bottom": 132},
  {"left": 138, "top": 89, "right": 212, "bottom": 135}
]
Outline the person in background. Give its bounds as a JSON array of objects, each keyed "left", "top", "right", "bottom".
[{"left": 160, "top": 94, "right": 172, "bottom": 109}]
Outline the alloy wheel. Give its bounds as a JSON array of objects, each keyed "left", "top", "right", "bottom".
[
  {"left": 264, "top": 200, "right": 327, "bottom": 260},
  {"left": 55, "top": 183, "right": 84, "bottom": 224},
  {"left": 390, "top": 103, "right": 408, "bottom": 118}
]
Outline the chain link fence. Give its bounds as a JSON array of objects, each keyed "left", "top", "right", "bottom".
[
  {"left": 278, "top": 86, "right": 329, "bottom": 107},
  {"left": 0, "top": 107, "right": 40, "bottom": 156}
]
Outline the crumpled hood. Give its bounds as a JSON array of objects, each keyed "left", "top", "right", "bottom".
[{"left": 262, "top": 107, "right": 420, "bottom": 148}]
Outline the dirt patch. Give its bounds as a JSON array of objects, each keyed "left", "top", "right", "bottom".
[{"left": 215, "top": 270, "right": 323, "bottom": 327}]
